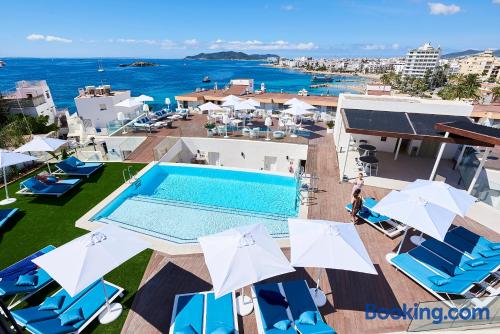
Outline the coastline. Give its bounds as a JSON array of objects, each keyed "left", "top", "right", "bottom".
[{"left": 262, "top": 63, "right": 381, "bottom": 81}]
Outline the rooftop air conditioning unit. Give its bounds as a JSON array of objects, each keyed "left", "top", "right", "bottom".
[{"left": 102, "top": 85, "right": 111, "bottom": 95}]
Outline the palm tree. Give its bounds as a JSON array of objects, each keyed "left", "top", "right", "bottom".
[{"left": 490, "top": 86, "right": 500, "bottom": 102}]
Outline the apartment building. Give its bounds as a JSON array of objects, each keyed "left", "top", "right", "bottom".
[{"left": 402, "top": 43, "right": 441, "bottom": 78}]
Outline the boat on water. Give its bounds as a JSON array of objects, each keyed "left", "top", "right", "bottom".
[
  {"left": 311, "top": 75, "right": 333, "bottom": 83},
  {"left": 97, "top": 60, "right": 104, "bottom": 72},
  {"left": 202, "top": 76, "right": 211, "bottom": 83},
  {"left": 0, "top": 60, "right": 5, "bottom": 67}
]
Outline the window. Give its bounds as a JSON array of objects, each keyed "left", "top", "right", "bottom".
[
  {"left": 381, "top": 137, "right": 387, "bottom": 142},
  {"left": 99, "top": 104, "right": 107, "bottom": 111}
]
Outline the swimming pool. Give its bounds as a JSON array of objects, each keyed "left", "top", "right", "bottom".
[{"left": 92, "top": 164, "right": 299, "bottom": 243}]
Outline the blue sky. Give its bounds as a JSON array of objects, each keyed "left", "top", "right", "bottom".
[{"left": 1, "top": 0, "right": 499, "bottom": 58}]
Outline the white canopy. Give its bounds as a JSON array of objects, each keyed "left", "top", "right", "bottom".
[
  {"left": 33, "top": 224, "right": 150, "bottom": 297},
  {"left": 115, "top": 98, "right": 142, "bottom": 108},
  {"left": 288, "top": 218, "right": 377, "bottom": 274},
  {"left": 281, "top": 105, "right": 315, "bottom": 116},
  {"left": 142, "top": 104, "right": 150, "bottom": 112},
  {"left": 401, "top": 179, "right": 476, "bottom": 217},
  {"left": 198, "top": 224, "right": 295, "bottom": 298},
  {"left": 199, "top": 102, "right": 223, "bottom": 111},
  {"left": 372, "top": 190, "right": 455, "bottom": 241},
  {"left": 284, "top": 98, "right": 316, "bottom": 110},
  {"left": 135, "top": 94, "right": 154, "bottom": 102},
  {"left": 15, "top": 137, "right": 67, "bottom": 153},
  {"left": 234, "top": 101, "right": 257, "bottom": 111},
  {"left": 264, "top": 117, "right": 273, "bottom": 127}
]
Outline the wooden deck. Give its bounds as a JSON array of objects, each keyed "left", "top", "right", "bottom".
[{"left": 122, "top": 127, "right": 500, "bottom": 334}]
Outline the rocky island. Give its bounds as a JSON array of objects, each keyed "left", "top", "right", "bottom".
[{"left": 118, "top": 61, "right": 159, "bottom": 67}]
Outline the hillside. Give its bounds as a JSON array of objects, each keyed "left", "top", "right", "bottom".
[
  {"left": 443, "top": 49, "right": 500, "bottom": 59},
  {"left": 185, "top": 51, "right": 279, "bottom": 60}
]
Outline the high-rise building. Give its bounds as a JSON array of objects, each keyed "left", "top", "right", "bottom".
[{"left": 402, "top": 43, "right": 441, "bottom": 78}]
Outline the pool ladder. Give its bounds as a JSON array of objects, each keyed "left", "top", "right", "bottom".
[{"left": 122, "top": 166, "right": 137, "bottom": 184}]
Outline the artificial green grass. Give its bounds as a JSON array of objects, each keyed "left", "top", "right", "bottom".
[{"left": 0, "top": 162, "right": 151, "bottom": 334}]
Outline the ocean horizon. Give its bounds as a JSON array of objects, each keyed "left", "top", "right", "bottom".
[{"left": 0, "top": 58, "right": 364, "bottom": 113}]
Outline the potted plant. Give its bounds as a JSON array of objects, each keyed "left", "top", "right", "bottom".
[
  {"left": 326, "top": 120, "right": 335, "bottom": 134},
  {"left": 204, "top": 123, "right": 216, "bottom": 136}
]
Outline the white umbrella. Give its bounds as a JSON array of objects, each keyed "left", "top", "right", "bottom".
[
  {"left": 372, "top": 190, "right": 456, "bottom": 254},
  {"left": 221, "top": 95, "right": 242, "bottom": 107},
  {"left": 288, "top": 219, "right": 377, "bottom": 306},
  {"left": 284, "top": 98, "right": 317, "bottom": 110},
  {"left": 135, "top": 94, "right": 154, "bottom": 102},
  {"left": 15, "top": 136, "right": 67, "bottom": 174},
  {"left": 281, "top": 105, "right": 315, "bottom": 116},
  {"left": 0, "top": 150, "right": 38, "bottom": 205},
  {"left": 142, "top": 104, "right": 150, "bottom": 112},
  {"left": 401, "top": 179, "right": 476, "bottom": 217},
  {"left": 245, "top": 98, "right": 261, "bottom": 108},
  {"left": 33, "top": 225, "right": 150, "bottom": 323},
  {"left": 198, "top": 224, "right": 295, "bottom": 316},
  {"left": 199, "top": 102, "right": 223, "bottom": 112},
  {"left": 233, "top": 101, "right": 257, "bottom": 111},
  {"left": 114, "top": 98, "right": 142, "bottom": 108},
  {"left": 264, "top": 117, "right": 272, "bottom": 141}
]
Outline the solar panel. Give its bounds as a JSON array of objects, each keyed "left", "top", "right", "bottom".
[
  {"left": 343, "top": 109, "right": 414, "bottom": 134},
  {"left": 442, "top": 121, "right": 500, "bottom": 138},
  {"left": 407, "top": 114, "right": 472, "bottom": 136}
]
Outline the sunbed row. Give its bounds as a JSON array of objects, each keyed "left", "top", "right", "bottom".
[
  {"left": 170, "top": 280, "right": 336, "bottom": 334},
  {"left": 388, "top": 226, "right": 500, "bottom": 308},
  {"left": 0, "top": 246, "right": 123, "bottom": 334},
  {"left": 16, "top": 157, "right": 103, "bottom": 197}
]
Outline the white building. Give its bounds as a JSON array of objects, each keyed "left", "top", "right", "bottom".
[
  {"left": 74, "top": 85, "right": 140, "bottom": 130},
  {"left": 0, "top": 80, "right": 57, "bottom": 124},
  {"left": 403, "top": 43, "right": 441, "bottom": 78}
]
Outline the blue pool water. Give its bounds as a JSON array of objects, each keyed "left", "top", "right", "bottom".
[{"left": 93, "top": 164, "right": 298, "bottom": 243}]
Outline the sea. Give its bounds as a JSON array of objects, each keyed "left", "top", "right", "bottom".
[{"left": 0, "top": 58, "right": 366, "bottom": 113}]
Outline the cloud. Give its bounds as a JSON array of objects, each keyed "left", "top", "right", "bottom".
[
  {"left": 361, "top": 43, "right": 400, "bottom": 51},
  {"left": 281, "top": 4, "right": 295, "bottom": 11},
  {"left": 209, "top": 39, "right": 317, "bottom": 51},
  {"left": 26, "top": 34, "right": 72, "bottom": 43},
  {"left": 183, "top": 39, "right": 198, "bottom": 46},
  {"left": 116, "top": 38, "right": 157, "bottom": 45},
  {"left": 493, "top": 0, "right": 500, "bottom": 4},
  {"left": 428, "top": 2, "right": 461, "bottom": 15}
]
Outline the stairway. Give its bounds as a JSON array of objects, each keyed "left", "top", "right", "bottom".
[{"left": 124, "top": 136, "right": 165, "bottom": 163}]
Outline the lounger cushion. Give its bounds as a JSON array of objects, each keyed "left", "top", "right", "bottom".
[
  {"left": 0, "top": 245, "right": 54, "bottom": 282},
  {"left": 60, "top": 307, "right": 83, "bottom": 326},
  {"left": 205, "top": 293, "right": 235, "bottom": 334},
  {"left": 490, "top": 243, "right": 500, "bottom": 250},
  {"left": 259, "top": 289, "right": 288, "bottom": 307},
  {"left": 273, "top": 319, "right": 292, "bottom": 330},
  {"left": 39, "top": 295, "right": 65, "bottom": 311},
  {"left": 479, "top": 249, "right": 500, "bottom": 258},
  {"left": 172, "top": 294, "right": 204, "bottom": 334},
  {"left": 47, "top": 176, "right": 58, "bottom": 183},
  {"left": 298, "top": 311, "right": 316, "bottom": 325},
  {"left": 465, "top": 259, "right": 487, "bottom": 267},
  {"left": 64, "top": 157, "right": 81, "bottom": 168},
  {"left": 254, "top": 284, "right": 292, "bottom": 332},
  {"left": 16, "top": 274, "right": 38, "bottom": 286},
  {"left": 176, "top": 324, "right": 197, "bottom": 334},
  {"left": 429, "top": 276, "right": 449, "bottom": 286}
]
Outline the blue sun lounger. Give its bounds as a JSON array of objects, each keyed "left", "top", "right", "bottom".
[
  {"left": 205, "top": 292, "right": 238, "bottom": 334},
  {"left": 0, "top": 245, "right": 55, "bottom": 282},
  {"left": 169, "top": 293, "right": 204, "bottom": 334},
  {"left": 447, "top": 227, "right": 500, "bottom": 259},
  {"left": 346, "top": 197, "right": 405, "bottom": 238},
  {"left": 281, "top": 280, "right": 336, "bottom": 334},
  {"left": 17, "top": 177, "right": 81, "bottom": 197},
  {"left": 0, "top": 208, "right": 19, "bottom": 229},
  {"left": 53, "top": 157, "right": 103, "bottom": 178},
  {"left": 252, "top": 283, "right": 296, "bottom": 334},
  {"left": 421, "top": 237, "right": 500, "bottom": 273},
  {"left": 0, "top": 269, "right": 53, "bottom": 309},
  {"left": 25, "top": 281, "right": 122, "bottom": 334},
  {"left": 12, "top": 280, "right": 101, "bottom": 326}
]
